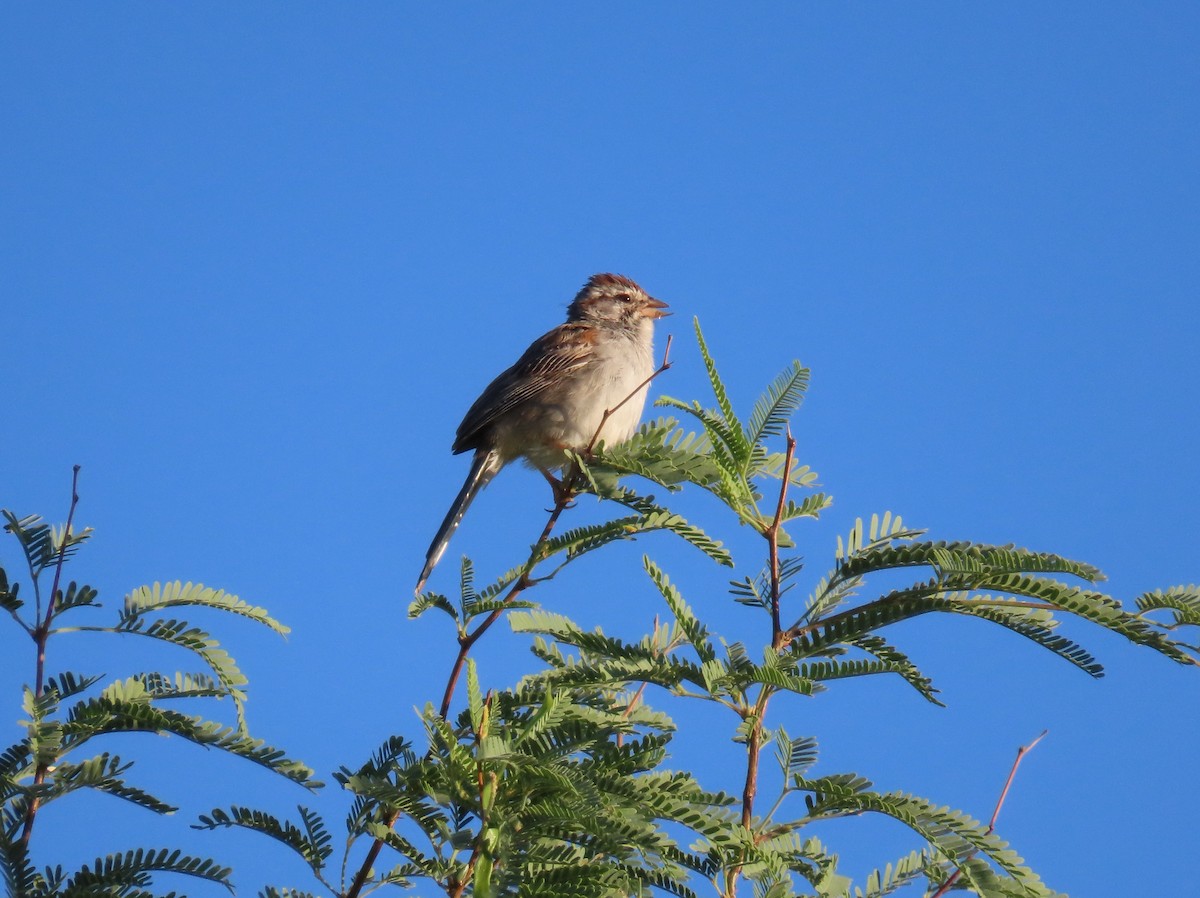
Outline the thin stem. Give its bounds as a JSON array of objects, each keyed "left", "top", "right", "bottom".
[
  {"left": 727, "top": 686, "right": 773, "bottom": 897},
  {"left": 766, "top": 428, "right": 796, "bottom": 650},
  {"left": 439, "top": 498, "right": 571, "bottom": 719},
  {"left": 740, "top": 717, "right": 764, "bottom": 830},
  {"left": 20, "top": 465, "right": 82, "bottom": 851},
  {"left": 929, "top": 730, "right": 1048, "bottom": 898}
]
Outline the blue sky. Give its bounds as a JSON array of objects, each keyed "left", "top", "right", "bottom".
[{"left": 3, "top": 4, "right": 1198, "bottom": 896}]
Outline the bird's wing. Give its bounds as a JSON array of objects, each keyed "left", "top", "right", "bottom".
[{"left": 453, "top": 322, "right": 597, "bottom": 453}]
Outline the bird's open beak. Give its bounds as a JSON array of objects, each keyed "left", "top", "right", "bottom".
[{"left": 643, "top": 296, "right": 671, "bottom": 319}]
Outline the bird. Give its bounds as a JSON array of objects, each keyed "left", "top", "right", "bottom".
[{"left": 416, "top": 273, "right": 669, "bottom": 593}]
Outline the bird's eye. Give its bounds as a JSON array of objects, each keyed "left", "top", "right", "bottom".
[{"left": 615, "top": 293, "right": 632, "bottom": 302}]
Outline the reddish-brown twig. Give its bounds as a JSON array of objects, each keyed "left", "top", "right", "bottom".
[
  {"left": 767, "top": 427, "right": 796, "bottom": 650},
  {"left": 929, "top": 730, "right": 1049, "bottom": 898}
]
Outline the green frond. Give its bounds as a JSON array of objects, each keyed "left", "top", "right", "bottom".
[
  {"left": 195, "top": 806, "right": 332, "bottom": 873},
  {"left": 790, "top": 584, "right": 949, "bottom": 655},
  {"left": 408, "top": 588, "right": 460, "bottom": 623},
  {"left": 458, "top": 555, "right": 479, "bottom": 612},
  {"left": 835, "top": 514, "right": 923, "bottom": 563},
  {"left": 260, "top": 888, "right": 324, "bottom": 898},
  {"left": 853, "top": 850, "right": 937, "bottom": 898},
  {"left": 24, "top": 683, "right": 63, "bottom": 721},
  {"left": 337, "top": 735, "right": 416, "bottom": 781},
  {"left": 848, "top": 635, "right": 941, "bottom": 705},
  {"left": 466, "top": 659, "right": 485, "bottom": 734},
  {"left": 730, "top": 573, "right": 770, "bottom": 611},
  {"left": 692, "top": 318, "right": 752, "bottom": 462},
  {"left": 47, "top": 753, "right": 176, "bottom": 815},
  {"left": 745, "top": 361, "right": 810, "bottom": 449},
  {"left": 0, "top": 567, "right": 22, "bottom": 615},
  {"left": 747, "top": 662, "right": 815, "bottom": 698},
  {"left": 131, "top": 671, "right": 227, "bottom": 700},
  {"left": 780, "top": 493, "right": 833, "bottom": 523},
  {"left": 0, "top": 740, "right": 32, "bottom": 781},
  {"left": 512, "top": 612, "right": 708, "bottom": 698},
  {"left": 0, "top": 836, "right": 37, "bottom": 898},
  {"left": 600, "top": 490, "right": 733, "bottom": 566},
  {"left": 52, "top": 581, "right": 100, "bottom": 616},
  {"left": 644, "top": 557, "right": 716, "bottom": 664},
  {"left": 121, "top": 581, "right": 289, "bottom": 636},
  {"left": 590, "top": 418, "right": 722, "bottom": 491},
  {"left": 803, "top": 569, "right": 864, "bottom": 629},
  {"left": 800, "top": 786, "right": 1045, "bottom": 890},
  {"left": 755, "top": 452, "right": 820, "bottom": 492},
  {"left": 376, "top": 864, "right": 422, "bottom": 888},
  {"left": 63, "top": 696, "right": 319, "bottom": 787},
  {"left": 45, "top": 671, "right": 104, "bottom": 700},
  {"left": 61, "top": 848, "right": 233, "bottom": 895},
  {"left": 109, "top": 619, "right": 249, "bottom": 699},
  {"left": 958, "top": 572, "right": 1190, "bottom": 663},
  {"left": 839, "top": 539, "right": 1101, "bottom": 583},
  {"left": 1136, "top": 584, "right": 1200, "bottom": 628},
  {"left": 362, "top": 820, "right": 448, "bottom": 879},
  {"left": 2, "top": 511, "right": 93, "bottom": 575},
  {"left": 524, "top": 643, "right": 704, "bottom": 693},
  {"left": 947, "top": 595, "right": 1104, "bottom": 677},
  {"left": 653, "top": 398, "right": 757, "bottom": 509},
  {"left": 539, "top": 515, "right": 654, "bottom": 562},
  {"left": 774, "top": 728, "right": 819, "bottom": 780}
]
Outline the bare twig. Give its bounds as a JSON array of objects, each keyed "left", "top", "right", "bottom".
[{"left": 929, "top": 730, "right": 1048, "bottom": 898}]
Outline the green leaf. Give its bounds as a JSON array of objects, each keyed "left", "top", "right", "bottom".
[
  {"left": 0, "top": 567, "right": 22, "bottom": 616},
  {"left": 409, "top": 587, "right": 461, "bottom": 623},
  {"left": 121, "top": 580, "right": 289, "bottom": 636},
  {"left": 51, "top": 581, "right": 100, "bottom": 617},
  {"left": 466, "top": 659, "right": 485, "bottom": 735},
  {"left": 63, "top": 695, "right": 319, "bottom": 786},
  {"left": 45, "top": 672, "right": 105, "bottom": 700},
  {"left": 692, "top": 318, "right": 752, "bottom": 464},
  {"left": 853, "top": 850, "right": 937, "bottom": 898},
  {"left": 745, "top": 360, "right": 810, "bottom": 449},
  {"left": 1, "top": 511, "right": 93, "bottom": 575},
  {"left": 590, "top": 417, "right": 723, "bottom": 492},
  {"left": 774, "top": 728, "right": 819, "bottom": 780},
  {"left": 195, "top": 806, "right": 332, "bottom": 873},
  {"left": 644, "top": 557, "right": 716, "bottom": 664},
  {"left": 61, "top": 848, "right": 233, "bottom": 894},
  {"left": 946, "top": 595, "right": 1104, "bottom": 677},
  {"left": 47, "top": 753, "right": 176, "bottom": 815},
  {"left": 131, "top": 671, "right": 228, "bottom": 700},
  {"left": 1136, "top": 584, "right": 1200, "bottom": 628}
]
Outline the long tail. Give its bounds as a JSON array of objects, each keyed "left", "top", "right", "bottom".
[{"left": 416, "top": 448, "right": 502, "bottom": 594}]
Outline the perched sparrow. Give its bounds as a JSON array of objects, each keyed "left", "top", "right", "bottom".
[{"left": 416, "top": 273, "right": 669, "bottom": 593}]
